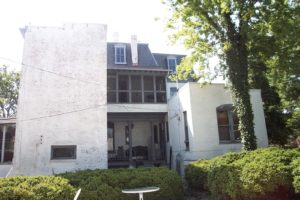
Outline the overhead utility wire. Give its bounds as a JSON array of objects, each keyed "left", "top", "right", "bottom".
[
  {"left": 0, "top": 56, "right": 104, "bottom": 86},
  {"left": 20, "top": 103, "right": 106, "bottom": 122}
]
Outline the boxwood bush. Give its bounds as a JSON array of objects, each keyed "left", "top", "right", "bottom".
[
  {"left": 59, "top": 167, "right": 184, "bottom": 200},
  {"left": 185, "top": 147, "right": 300, "bottom": 200},
  {"left": 0, "top": 176, "right": 75, "bottom": 200}
]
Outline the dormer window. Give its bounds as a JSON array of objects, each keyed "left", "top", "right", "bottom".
[
  {"left": 115, "top": 45, "right": 126, "bottom": 64},
  {"left": 167, "top": 56, "right": 177, "bottom": 72}
]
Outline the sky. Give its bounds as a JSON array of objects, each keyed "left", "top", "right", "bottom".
[{"left": 0, "top": 0, "right": 187, "bottom": 71}]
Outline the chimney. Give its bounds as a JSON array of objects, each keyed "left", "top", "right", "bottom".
[
  {"left": 131, "top": 35, "right": 138, "bottom": 65},
  {"left": 113, "top": 32, "right": 119, "bottom": 42}
]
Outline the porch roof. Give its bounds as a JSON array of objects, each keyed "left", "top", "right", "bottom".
[
  {"left": 108, "top": 112, "right": 166, "bottom": 121},
  {"left": 0, "top": 118, "right": 16, "bottom": 125}
]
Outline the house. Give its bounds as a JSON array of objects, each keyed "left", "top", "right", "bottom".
[{"left": 0, "top": 23, "right": 268, "bottom": 176}]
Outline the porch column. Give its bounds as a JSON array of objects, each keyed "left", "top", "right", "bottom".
[
  {"left": 1, "top": 125, "right": 7, "bottom": 163},
  {"left": 128, "top": 121, "right": 133, "bottom": 167},
  {"left": 150, "top": 121, "right": 155, "bottom": 161}
]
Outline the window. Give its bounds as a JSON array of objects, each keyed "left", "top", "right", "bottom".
[
  {"left": 115, "top": 45, "right": 126, "bottom": 64},
  {"left": 131, "top": 75, "right": 142, "bottom": 103},
  {"left": 170, "top": 87, "right": 177, "bottom": 97},
  {"left": 0, "top": 125, "right": 15, "bottom": 163},
  {"left": 167, "top": 57, "right": 177, "bottom": 72},
  {"left": 107, "top": 122, "right": 114, "bottom": 152},
  {"left": 183, "top": 111, "right": 190, "bottom": 151},
  {"left": 156, "top": 77, "right": 166, "bottom": 103},
  {"left": 216, "top": 104, "right": 241, "bottom": 143},
  {"left": 118, "top": 75, "right": 129, "bottom": 103},
  {"left": 144, "top": 76, "right": 155, "bottom": 103},
  {"left": 107, "top": 74, "right": 167, "bottom": 103},
  {"left": 108, "top": 76, "right": 117, "bottom": 103},
  {"left": 51, "top": 145, "right": 76, "bottom": 160}
]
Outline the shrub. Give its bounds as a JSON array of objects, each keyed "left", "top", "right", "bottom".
[
  {"left": 292, "top": 157, "right": 300, "bottom": 194},
  {"left": 185, "top": 147, "right": 300, "bottom": 200},
  {"left": 0, "top": 176, "right": 75, "bottom": 200},
  {"left": 185, "top": 160, "right": 210, "bottom": 190},
  {"left": 59, "top": 167, "right": 184, "bottom": 200}
]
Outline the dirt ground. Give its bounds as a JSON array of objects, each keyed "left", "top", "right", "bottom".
[{"left": 184, "top": 191, "right": 210, "bottom": 200}]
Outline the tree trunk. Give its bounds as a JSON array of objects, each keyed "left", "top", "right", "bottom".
[{"left": 223, "top": 11, "right": 257, "bottom": 150}]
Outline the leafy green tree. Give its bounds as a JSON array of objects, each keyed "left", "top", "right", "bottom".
[
  {"left": 165, "top": 0, "right": 260, "bottom": 150},
  {"left": 247, "top": 1, "right": 300, "bottom": 144},
  {"left": 0, "top": 65, "right": 20, "bottom": 118},
  {"left": 164, "top": 0, "right": 299, "bottom": 149}
]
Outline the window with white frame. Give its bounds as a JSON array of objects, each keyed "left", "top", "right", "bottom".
[
  {"left": 216, "top": 104, "right": 241, "bottom": 143},
  {"left": 167, "top": 57, "right": 177, "bottom": 72},
  {"left": 115, "top": 45, "right": 126, "bottom": 64}
]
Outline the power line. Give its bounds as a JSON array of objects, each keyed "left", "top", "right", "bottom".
[
  {"left": 20, "top": 103, "right": 106, "bottom": 122},
  {"left": 0, "top": 56, "right": 105, "bottom": 86}
]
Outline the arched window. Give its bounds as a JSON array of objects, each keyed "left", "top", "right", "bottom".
[{"left": 216, "top": 104, "right": 241, "bottom": 143}]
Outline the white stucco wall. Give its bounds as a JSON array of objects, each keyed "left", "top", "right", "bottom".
[
  {"left": 13, "top": 24, "right": 107, "bottom": 175},
  {"left": 168, "top": 83, "right": 268, "bottom": 170}
]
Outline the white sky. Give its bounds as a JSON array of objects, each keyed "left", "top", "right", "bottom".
[{"left": 0, "top": 0, "right": 187, "bottom": 71}]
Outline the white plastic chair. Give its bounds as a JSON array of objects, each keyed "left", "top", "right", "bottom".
[{"left": 73, "top": 188, "right": 81, "bottom": 200}]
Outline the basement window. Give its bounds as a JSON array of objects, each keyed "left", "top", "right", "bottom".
[{"left": 51, "top": 145, "right": 76, "bottom": 160}]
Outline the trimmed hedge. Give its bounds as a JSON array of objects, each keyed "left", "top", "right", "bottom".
[
  {"left": 185, "top": 147, "right": 300, "bottom": 200},
  {"left": 0, "top": 176, "right": 76, "bottom": 200},
  {"left": 59, "top": 167, "right": 184, "bottom": 200}
]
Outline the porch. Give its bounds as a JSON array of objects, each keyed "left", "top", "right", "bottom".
[{"left": 107, "top": 113, "right": 168, "bottom": 168}]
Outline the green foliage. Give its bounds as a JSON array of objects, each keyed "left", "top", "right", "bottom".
[
  {"left": 0, "top": 65, "right": 20, "bottom": 118},
  {"left": 185, "top": 160, "right": 210, "bottom": 190},
  {"left": 165, "top": 0, "right": 300, "bottom": 148},
  {"left": 0, "top": 176, "right": 76, "bottom": 200},
  {"left": 59, "top": 167, "right": 183, "bottom": 200},
  {"left": 292, "top": 157, "right": 300, "bottom": 194},
  {"left": 185, "top": 147, "right": 300, "bottom": 200}
]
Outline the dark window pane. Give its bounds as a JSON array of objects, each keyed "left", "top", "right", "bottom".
[
  {"left": 119, "top": 92, "right": 129, "bottom": 103},
  {"left": 168, "top": 58, "right": 176, "bottom": 72},
  {"left": 4, "top": 127, "right": 15, "bottom": 162},
  {"left": 144, "top": 76, "right": 154, "bottom": 90},
  {"left": 156, "top": 77, "right": 166, "bottom": 91},
  {"left": 51, "top": 146, "right": 76, "bottom": 160},
  {"left": 119, "top": 75, "right": 129, "bottom": 90},
  {"left": 132, "top": 92, "right": 142, "bottom": 103},
  {"left": 115, "top": 47, "right": 125, "bottom": 63},
  {"left": 131, "top": 75, "right": 141, "bottom": 90},
  {"left": 107, "top": 122, "right": 114, "bottom": 152},
  {"left": 144, "top": 92, "right": 154, "bottom": 103},
  {"left": 107, "top": 92, "right": 116, "bottom": 103},
  {"left": 156, "top": 92, "right": 166, "bottom": 103},
  {"left": 217, "top": 111, "right": 229, "bottom": 125},
  {"left": 108, "top": 77, "right": 116, "bottom": 90},
  {"left": 170, "top": 87, "right": 177, "bottom": 97},
  {"left": 218, "top": 126, "right": 230, "bottom": 141}
]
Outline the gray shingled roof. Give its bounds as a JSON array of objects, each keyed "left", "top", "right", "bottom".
[
  {"left": 152, "top": 53, "right": 185, "bottom": 69},
  {"left": 107, "top": 42, "right": 185, "bottom": 70}
]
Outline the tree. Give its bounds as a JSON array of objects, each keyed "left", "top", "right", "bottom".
[
  {"left": 247, "top": 0, "right": 300, "bottom": 144},
  {"left": 165, "top": 0, "right": 261, "bottom": 150},
  {"left": 165, "top": 0, "right": 300, "bottom": 149},
  {"left": 0, "top": 65, "right": 20, "bottom": 118}
]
